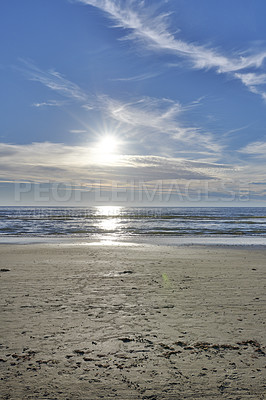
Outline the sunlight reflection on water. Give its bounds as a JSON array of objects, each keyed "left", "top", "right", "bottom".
[
  {"left": 98, "top": 218, "right": 119, "bottom": 232},
  {"left": 95, "top": 206, "right": 123, "bottom": 241}
]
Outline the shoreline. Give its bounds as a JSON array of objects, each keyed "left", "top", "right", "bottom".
[
  {"left": 1, "top": 242, "right": 265, "bottom": 399},
  {"left": 1, "top": 234, "right": 266, "bottom": 247}
]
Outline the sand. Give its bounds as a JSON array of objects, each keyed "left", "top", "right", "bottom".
[{"left": 0, "top": 242, "right": 265, "bottom": 399}]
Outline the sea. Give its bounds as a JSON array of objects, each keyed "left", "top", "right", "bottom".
[{"left": 0, "top": 206, "right": 266, "bottom": 246}]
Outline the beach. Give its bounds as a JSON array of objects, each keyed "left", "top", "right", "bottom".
[{"left": 0, "top": 242, "right": 265, "bottom": 399}]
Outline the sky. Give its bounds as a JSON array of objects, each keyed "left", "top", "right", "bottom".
[{"left": 0, "top": 0, "right": 266, "bottom": 206}]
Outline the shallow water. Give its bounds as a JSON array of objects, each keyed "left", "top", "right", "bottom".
[{"left": 1, "top": 206, "right": 266, "bottom": 244}]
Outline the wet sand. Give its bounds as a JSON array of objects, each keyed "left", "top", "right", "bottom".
[{"left": 0, "top": 243, "right": 265, "bottom": 399}]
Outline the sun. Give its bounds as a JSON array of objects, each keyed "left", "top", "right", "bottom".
[
  {"left": 97, "top": 136, "right": 118, "bottom": 154},
  {"left": 93, "top": 135, "right": 120, "bottom": 164}
]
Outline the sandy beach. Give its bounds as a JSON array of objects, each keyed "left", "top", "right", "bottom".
[{"left": 0, "top": 242, "right": 265, "bottom": 399}]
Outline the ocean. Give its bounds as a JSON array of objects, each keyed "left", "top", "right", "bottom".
[{"left": 1, "top": 206, "right": 266, "bottom": 245}]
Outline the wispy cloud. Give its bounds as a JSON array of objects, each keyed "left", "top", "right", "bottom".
[
  {"left": 19, "top": 60, "right": 221, "bottom": 158},
  {"left": 222, "top": 124, "right": 252, "bottom": 138},
  {"left": 76, "top": 0, "right": 266, "bottom": 99},
  {"left": 99, "top": 94, "right": 222, "bottom": 155},
  {"left": 111, "top": 71, "right": 161, "bottom": 82},
  {"left": 99, "top": 95, "right": 183, "bottom": 133},
  {"left": 3, "top": 141, "right": 265, "bottom": 200},
  {"left": 234, "top": 73, "right": 266, "bottom": 101},
  {"left": 0, "top": 142, "right": 230, "bottom": 184},
  {"left": 69, "top": 129, "right": 88, "bottom": 134},
  {"left": 19, "top": 59, "right": 89, "bottom": 102},
  {"left": 239, "top": 141, "right": 266, "bottom": 158},
  {"left": 32, "top": 100, "right": 68, "bottom": 108},
  {"left": 235, "top": 73, "right": 266, "bottom": 86}
]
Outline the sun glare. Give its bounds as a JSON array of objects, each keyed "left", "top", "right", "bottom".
[
  {"left": 94, "top": 135, "right": 120, "bottom": 164},
  {"left": 97, "top": 136, "right": 118, "bottom": 154}
]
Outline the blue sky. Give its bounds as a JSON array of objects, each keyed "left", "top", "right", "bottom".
[{"left": 0, "top": 0, "right": 266, "bottom": 205}]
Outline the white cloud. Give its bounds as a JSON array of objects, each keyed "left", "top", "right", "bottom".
[
  {"left": 32, "top": 100, "right": 68, "bottom": 107},
  {"left": 77, "top": 0, "right": 266, "bottom": 98},
  {"left": 239, "top": 141, "right": 266, "bottom": 157},
  {"left": 0, "top": 142, "right": 229, "bottom": 184},
  {"left": 234, "top": 73, "right": 266, "bottom": 100},
  {"left": 99, "top": 94, "right": 222, "bottom": 155},
  {"left": 20, "top": 60, "right": 222, "bottom": 157},
  {"left": 111, "top": 71, "right": 161, "bottom": 82},
  {"left": 19, "top": 59, "right": 89, "bottom": 102},
  {"left": 2, "top": 141, "right": 265, "bottom": 199},
  {"left": 99, "top": 95, "right": 183, "bottom": 133},
  {"left": 235, "top": 73, "right": 266, "bottom": 87},
  {"left": 69, "top": 129, "right": 88, "bottom": 134}
]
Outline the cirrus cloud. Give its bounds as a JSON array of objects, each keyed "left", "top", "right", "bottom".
[{"left": 76, "top": 0, "right": 266, "bottom": 100}]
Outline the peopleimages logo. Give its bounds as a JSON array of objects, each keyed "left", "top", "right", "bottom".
[{"left": 14, "top": 179, "right": 251, "bottom": 203}]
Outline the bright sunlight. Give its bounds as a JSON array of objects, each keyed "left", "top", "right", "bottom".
[
  {"left": 97, "top": 136, "right": 118, "bottom": 154},
  {"left": 94, "top": 135, "right": 120, "bottom": 164}
]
